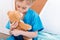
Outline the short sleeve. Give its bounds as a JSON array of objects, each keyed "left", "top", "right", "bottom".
[
  {"left": 31, "top": 11, "right": 44, "bottom": 31},
  {"left": 6, "top": 21, "right": 10, "bottom": 29}
]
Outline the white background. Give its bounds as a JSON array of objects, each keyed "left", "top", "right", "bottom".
[
  {"left": 40, "top": 0, "right": 60, "bottom": 34},
  {"left": 0, "top": 0, "right": 60, "bottom": 35},
  {"left": 0, "top": 0, "right": 15, "bottom": 35}
]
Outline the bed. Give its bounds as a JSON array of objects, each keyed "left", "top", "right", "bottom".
[{"left": 38, "top": 31, "right": 60, "bottom": 40}]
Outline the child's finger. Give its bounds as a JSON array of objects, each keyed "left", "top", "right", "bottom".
[
  {"left": 10, "top": 21, "right": 17, "bottom": 28},
  {"left": 14, "top": 21, "right": 18, "bottom": 26},
  {"left": 11, "top": 21, "right": 15, "bottom": 26}
]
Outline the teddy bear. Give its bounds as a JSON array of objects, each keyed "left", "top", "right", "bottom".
[{"left": 7, "top": 11, "right": 32, "bottom": 40}]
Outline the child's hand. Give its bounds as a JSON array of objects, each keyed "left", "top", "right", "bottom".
[
  {"left": 10, "top": 21, "right": 18, "bottom": 30},
  {"left": 10, "top": 29, "right": 22, "bottom": 36}
]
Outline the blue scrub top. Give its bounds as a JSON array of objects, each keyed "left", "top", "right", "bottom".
[{"left": 6, "top": 8, "right": 44, "bottom": 40}]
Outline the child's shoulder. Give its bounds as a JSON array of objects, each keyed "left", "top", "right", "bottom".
[{"left": 27, "top": 8, "right": 39, "bottom": 16}]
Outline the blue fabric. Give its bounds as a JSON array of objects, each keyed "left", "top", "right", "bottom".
[
  {"left": 6, "top": 21, "right": 10, "bottom": 29},
  {"left": 23, "top": 9, "right": 44, "bottom": 31},
  {"left": 6, "top": 36, "right": 15, "bottom": 40},
  {"left": 6, "top": 8, "right": 44, "bottom": 40}
]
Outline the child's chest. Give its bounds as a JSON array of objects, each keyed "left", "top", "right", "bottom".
[{"left": 23, "top": 14, "right": 32, "bottom": 25}]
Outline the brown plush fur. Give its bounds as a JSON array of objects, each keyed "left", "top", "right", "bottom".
[{"left": 7, "top": 11, "right": 32, "bottom": 40}]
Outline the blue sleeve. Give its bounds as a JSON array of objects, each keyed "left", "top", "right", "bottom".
[
  {"left": 6, "top": 21, "right": 10, "bottom": 29},
  {"left": 31, "top": 11, "right": 44, "bottom": 31}
]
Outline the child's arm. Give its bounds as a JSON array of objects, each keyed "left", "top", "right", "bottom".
[
  {"left": 20, "top": 30, "right": 38, "bottom": 38},
  {"left": 11, "top": 29, "right": 38, "bottom": 38},
  {"left": 6, "top": 21, "right": 18, "bottom": 29}
]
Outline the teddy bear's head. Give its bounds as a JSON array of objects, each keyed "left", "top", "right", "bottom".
[
  {"left": 7, "top": 11, "right": 32, "bottom": 31},
  {"left": 7, "top": 11, "right": 21, "bottom": 23}
]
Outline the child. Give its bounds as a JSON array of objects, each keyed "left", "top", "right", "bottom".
[{"left": 6, "top": 0, "right": 44, "bottom": 40}]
